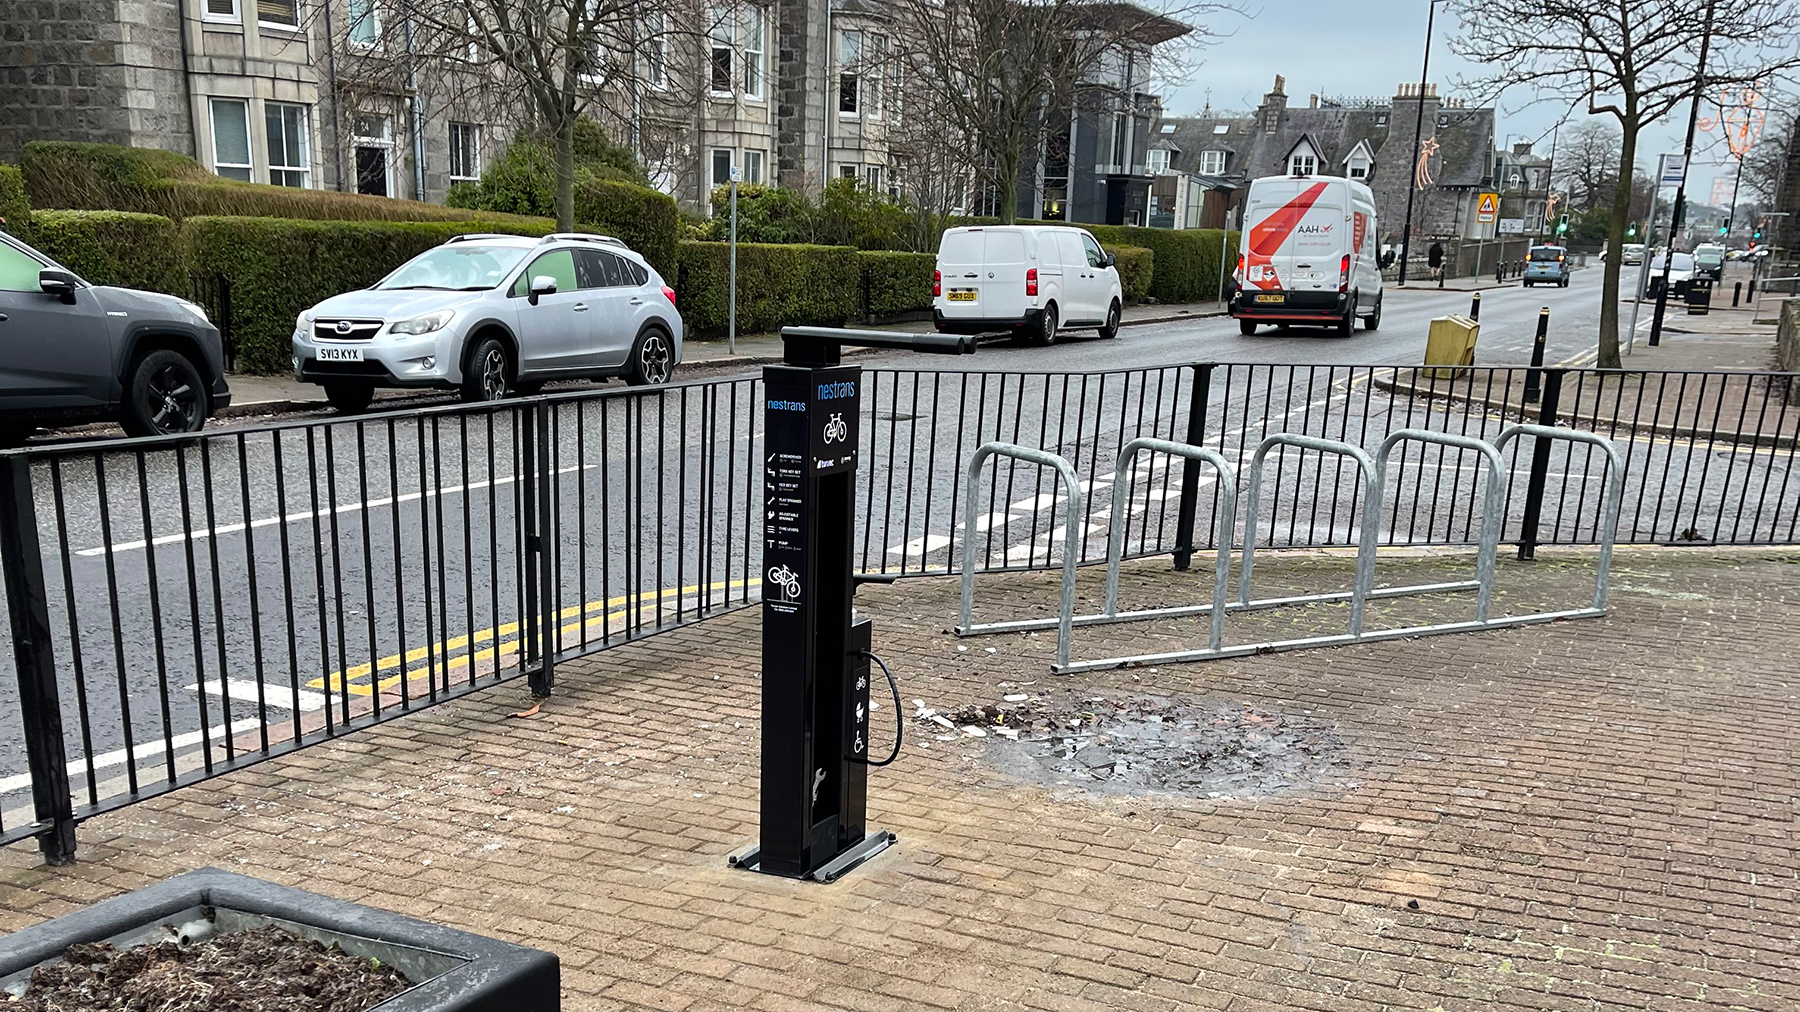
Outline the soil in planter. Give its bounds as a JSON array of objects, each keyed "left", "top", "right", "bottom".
[{"left": 6, "top": 924, "right": 412, "bottom": 1012}]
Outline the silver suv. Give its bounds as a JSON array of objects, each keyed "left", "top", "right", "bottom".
[{"left": 292, "top": 233, "right": 683, "bottom": 411}]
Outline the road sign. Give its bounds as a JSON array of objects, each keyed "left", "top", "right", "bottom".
[
  {"left": 729, "top": 164, "right": 743, "bottom": 183},
  {"left": 1498, "top": 217, "right": 1525, "bottom": 235},
  {"left": 1658, "top": 154, "right": 1686, "bottom": 187},
  {"left": 1476, "top": 192, "right": 1500, "bottom": 224}
]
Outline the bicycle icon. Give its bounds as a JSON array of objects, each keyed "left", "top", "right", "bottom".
[
  {"left": 823, "top": 413, "right": 848, "bottom": 444},
  {"left": 768, "top": 564, "right": 802, "bottom": 601}
]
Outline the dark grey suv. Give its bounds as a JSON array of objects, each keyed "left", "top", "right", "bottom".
[{"left": 0, "top": 230, "right": 230, "bottom": 442}]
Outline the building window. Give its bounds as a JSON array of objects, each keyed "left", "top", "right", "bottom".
[
  {"left": 1289, "top": 152, "right": 1316, "bottom": 176},
  {"left": 643, "top": 13, "right": 667, "bottom": 89},
  {"left": 265, "top": 101, "right": 310, "bottom": 187},
  {"left": 1198, "top": 149, "right": 1225, "bottom": 175},
  {"left": 837, "top": 163, "right": 858, "bottom": 180},
  {"left": 208, "top": 98, "right": 253, "bottom": 181},
  {"left": 257, "top": 0, "right": 299, "bottom": 28},
  {"left": 865, "top": 35, "right": 885, "bottom": 118},
  {"left": 838, "top": 31, "right": 861, "bottom": 114},
  {"left": 354, "top": 112, "right": 394, "bottom": 196},
  {"left": 347, "top": 0, "right": 378, "bottom": 45},
  {"left": 741, "top": 7, "right": 764, "bottom": 99},
  {"left": 865, "top": 164, "right": 882, "bottom": 192},
  {"left": 1147, "top": 149, "right": 1169, "bottom": 174},
  {"left": 743, "top": 149, "right": 765, "bottom": 185},
  {"left": 464, "top": 14, "right": 483, "bottom": 62},
  {"left": 709, "top": 9, "right": 733, "bottom": 93},
  {"left": 204, "top": 0, "right": 239, "bottom": 23},
  {"left": 449, "top": 122, "right": 482, "bottom": 182},
  {"left": 711, "top": 148, "right": 733, "bottom": 188},
  {"left": 1347, "top": 153, "right": 1370, "bottom": 179}
]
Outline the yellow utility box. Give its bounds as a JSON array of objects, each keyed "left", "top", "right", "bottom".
[{"left": 1424, "top": 315, "right": 1480, "bottom": 378}]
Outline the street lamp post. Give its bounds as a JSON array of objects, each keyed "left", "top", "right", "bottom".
[
  {"left": 1397, "top": 0, "right": 1446, "bottom": 287},
  {"left": 1648, "top": 0, "right": 1717, "bottom": 348}
]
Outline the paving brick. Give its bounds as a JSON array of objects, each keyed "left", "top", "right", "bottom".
[{"left": 0, "top": 551, "right": 1795, "bottom": 1010}]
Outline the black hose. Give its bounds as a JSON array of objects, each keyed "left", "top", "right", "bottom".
[{"left": 850, "top": 650, "right": 903, "bottom": 767}]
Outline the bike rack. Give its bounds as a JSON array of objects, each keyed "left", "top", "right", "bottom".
[
  {"left": 955, "top": 442, "right": 1084, "bottom": 668},
  {"left": 953, "top": 428, "right": 1626, "bottom": 674},
  {"left": 1491, "top": 424, "right": 1624, "bottom": 618},
  {"left": 951, "top": 438, "right": 1237, "bottom": 671}
]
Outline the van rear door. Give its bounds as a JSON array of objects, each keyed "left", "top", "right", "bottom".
[
  {"left": 1243, "top": 180, "right": 1346, "bottom": 295},
  {"left": 937, "top": 228, "right": 1028, "bottom": 321}
]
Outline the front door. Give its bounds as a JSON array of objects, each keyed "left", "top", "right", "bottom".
[
  {"left": 510, "top": 248, "right": 595, "bottom": 374},
  {"left": 576, "top": 248, "right": 640, "bottom": 369},
  {"left": 0, "top": 246, "right": 113, "bottom": 412},
  {"left": 1054, "top": 231, "right": 1093, "bottom": 322}
]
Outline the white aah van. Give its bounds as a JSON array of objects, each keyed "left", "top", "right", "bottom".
[
  {"left": 932, "top": 225, "right": 1124, "bottom": 345},
  {"left": 1231, "top": 174, "right": 1383, "bottom": 337}
]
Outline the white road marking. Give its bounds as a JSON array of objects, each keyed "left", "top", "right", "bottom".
[
  {"left": 0, "top": 718, "right": 264, "bottom": 795},
  {"left": 886, "top": 534, "right": 953, "bottom": 558},
  {"left": 187, "top": 678, "right": 328, "bottom": 713},
  {"left": 79, "top": 463, "right": 593, "bottom": 557}
]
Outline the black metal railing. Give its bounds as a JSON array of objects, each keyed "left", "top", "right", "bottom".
[{"left": 3, "top": 361, "right": 1797, "bottom": 862}]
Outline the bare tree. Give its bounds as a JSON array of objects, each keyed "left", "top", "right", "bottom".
[
  {"left": 401, "top": 0, "right": 707, "bottom": 228},
  {"left": 1553, "top": 121, "right": 1621, "bottom": 212},
  {"left": 1451, "top": 0, "right": 1800, "bottom": 367},
  {"left": 885, "top": 0, "right": 1228, "bottom": 224}
]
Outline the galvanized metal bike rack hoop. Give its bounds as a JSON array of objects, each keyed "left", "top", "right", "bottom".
[{"left": 955, "top": 425, "right": 1626, "bottom": 674}]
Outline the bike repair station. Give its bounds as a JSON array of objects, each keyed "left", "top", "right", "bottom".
[{"left": 729, "top": 327, "right": 974, "bottom": 883}]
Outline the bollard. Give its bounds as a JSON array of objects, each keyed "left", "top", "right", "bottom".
[
  {"left": 1734, "top": 281, "right": 1743, "bottom": 307},
  {"left": 1470, "top": 292, "right": 1481, "bottom": 321},
  {"left": 1523, "top": 307, "right": 1549, "bottom": 404},
  {"left": 1496, "top": 259, "right": 1504, "bottom": 284},
  {"left": 1748, "top": 277, "right": 1757, "bottom": 297}
]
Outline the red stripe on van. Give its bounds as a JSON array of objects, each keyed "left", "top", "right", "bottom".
[{"left": 1243, "top": 182, "right": 1330, "bottom": 292}]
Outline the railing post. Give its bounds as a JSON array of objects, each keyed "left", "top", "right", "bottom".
[
  {"left": 1523, "top": 307, "right": 1550, "bottom": 403},
  {"left": 521, "top": 401, "right": 555, "bottom": 698},
  {"left": 1516, "top": 369, "right": 1565, "bottom": 561},
  {"left": 1171, "top": 363, "right": 1214, "bottom": 572},
  {"left": 0, "top": 454, "right": 77, "bottom": 865}
]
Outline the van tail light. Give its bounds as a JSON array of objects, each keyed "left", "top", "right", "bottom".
[
  {"left": 1339, "top": 254, "right": 1351, "bottom": 293},
  {"left": 1026, "top": 268, "right": 1038, "bottom": 297},
  {"left": 1557, "top": 254, "right": 1565, "bottom": 262},
  {"left": 661, "top": 284, "right": 677, "bottom": 307},
  {"left": 933, "top": 270, "right": 942, "bottom": 297},
  {"left": 1236, "top": 255, "right": 1245, "bottom": 280}
]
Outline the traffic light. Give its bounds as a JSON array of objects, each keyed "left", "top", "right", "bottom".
[
  {"left": 1720, "top": 222, "right": 1731, "bottom": 236},
  {"left": 1627, "top": 221, "right": 1638, "bottom": 238},
  {"left": 1556, "top": 213, "right": 1570, "bottom": 235}
]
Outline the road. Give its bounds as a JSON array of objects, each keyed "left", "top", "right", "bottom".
[{"left": 3, "top": 270, "right": 1795, "bottom": 828}]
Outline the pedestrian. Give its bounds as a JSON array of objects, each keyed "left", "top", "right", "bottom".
[{"left": 1428, "top": 241, "right": 1445, "bottom": 285}]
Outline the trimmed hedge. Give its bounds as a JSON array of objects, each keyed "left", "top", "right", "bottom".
[
  {"left": 572, "top": 178, "right": 680, "bottom": 278},
  {"left": 860, "top": 250, "right": 936, "bottom": 317},
  {"left": 674, "top": 241, "right": 860, "bottom": 338},
  {"left": 0, "top": 165, "right": 29, "bottom": 239},
  {"left": 184, "top": 216, "right": 553, "bottom": 374},
  {"left": 1108, "top": 244, "right": 1153, "bottom": 304},
  {"left": 28, "top": 210, "right": 185, "bottom": 294},
  {"left": 1083, "top": 226, "right": 1238, "bottom": 303},
  {"left": 20, "top": 140, "right": 549, "bottom": 227}
]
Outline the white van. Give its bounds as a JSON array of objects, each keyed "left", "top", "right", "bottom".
[
  {"left": 932, "top": 225, "right": 1124, "bottom": 344},
  {"left": 1231, "top": 174, "right": 1382, "bottom": 337}
]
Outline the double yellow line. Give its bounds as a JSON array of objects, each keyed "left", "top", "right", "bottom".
[{"left": 307, "top": 576, "right": 761, "bottom": 696}]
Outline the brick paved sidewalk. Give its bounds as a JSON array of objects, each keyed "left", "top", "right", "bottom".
[{"left": 3, "top": 549, "right": 1798, "bottom": 1011}]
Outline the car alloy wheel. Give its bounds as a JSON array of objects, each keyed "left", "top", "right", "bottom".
[
  {"left": 481, "top": 346, "right": 508, "bottom": 401},
  {"left": 147, "top": 362, "right": 202, "bottom": 434},
  {"left": 639, "top": 332, "right": 672, "bottom": 384}
]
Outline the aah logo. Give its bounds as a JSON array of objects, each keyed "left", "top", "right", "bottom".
[
  {"left": 768, "top": 564, "right": 802, "bottom": 602},
  {"left": 1296, "top": 223, "right": 1335, "bottom": 235},
  {"left": 822, "top": 413, "right": 848, "bottom": 444}
]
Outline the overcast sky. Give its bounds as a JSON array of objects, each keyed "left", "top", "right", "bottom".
[{"left": 1164, "top": 0, "right": 1734, "bottom": 200}]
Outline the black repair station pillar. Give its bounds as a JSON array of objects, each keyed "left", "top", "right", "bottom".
[{"left": 758, "top": 362, "right": 872, "bottom": 878}]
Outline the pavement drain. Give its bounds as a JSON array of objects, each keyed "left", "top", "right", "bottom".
[{"left": 922, "top": 691, "right": 1353, "bottom": 799}]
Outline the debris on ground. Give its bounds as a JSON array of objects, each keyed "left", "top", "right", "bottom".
[{"left": 919, "top": 690, "right": 1351, "bottom": 798}]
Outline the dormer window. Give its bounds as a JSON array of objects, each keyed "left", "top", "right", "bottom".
[
  {"left": 1347, "top": 154, "right": 1370, "bottom": 178},
  {"left": 1199, "top": 149, "right": 1225, "bottom": 175},
  {"left": 1289, "top": 152, "right": 1316, "bottom": 176}
]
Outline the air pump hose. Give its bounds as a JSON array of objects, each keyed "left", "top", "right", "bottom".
[{"left": 850, "top": 650, "right": 903, "bottom": 767}]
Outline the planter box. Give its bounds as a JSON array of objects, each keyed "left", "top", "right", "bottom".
[{"left": 0, "top": 868, "right": 558, "bottom": 1011}]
